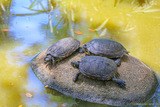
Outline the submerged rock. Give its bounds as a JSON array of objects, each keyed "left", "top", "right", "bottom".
[{"left": 31, "top": 50, "right": 158, "bottom": 106}]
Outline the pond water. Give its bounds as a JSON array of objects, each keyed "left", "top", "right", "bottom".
[{"left": 0, "top": 0, "right": 160, "bottom": 107}]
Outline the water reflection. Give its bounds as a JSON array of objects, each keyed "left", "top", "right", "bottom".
[
  {"left": 24, "top": 68, "right": 58, "bottom": 107},
  {"left": 9, "top": 15, "right": 48, "bottom": 44},
  {"left": 10, "top": 0, "right": 48, "bottom": 15}
]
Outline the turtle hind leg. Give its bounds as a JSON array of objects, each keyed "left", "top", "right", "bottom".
[
  {"left": 114, "top": 58, "right": 121, "bottom": 66},
  {"left": 112, "top": 77, "right": 126, "bottom": 88},
  {"left": 73, "top": 72, "right": 81, "bottom": 82},
  {"left": 115, "top": 72, "right": 120, "bottom": 77}
]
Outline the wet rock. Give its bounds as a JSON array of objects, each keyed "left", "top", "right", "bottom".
[{"left": 31, "top": 50, "right": 158, "bottom": 106}]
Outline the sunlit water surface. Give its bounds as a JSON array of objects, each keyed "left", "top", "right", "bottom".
[{"left": 0, "top": 0, "right": 160, "bottom": 107}]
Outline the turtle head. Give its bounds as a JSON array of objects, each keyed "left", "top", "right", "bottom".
[
  {"left": 83, "top": 44, "right": 92, "bottom": 55},
  {"left": 71, "top": 61, "right": 80, "bottom": 69},
  {"left": 82, "top": 44, "right": 87, "bottom": 51},
  {"left": 44, "top": 54, "right": 55, "bottom": 66},
  {"left": 79, "top": 44, "right": 87, "bottom": 53},
  {"left": 80, "top": 44, "right": 91, "bottom": 55},
  {"left": 44, "top": 54, "right": 52, "bottom": 62}
]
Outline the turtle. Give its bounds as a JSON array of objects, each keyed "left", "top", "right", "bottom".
[
  {"left": 44, "top": 37, "right": 80, "bottom": 68},
  {"left": 79, "top": 38, "right": 129, "bottom": 66},
  {"left": 71, "top": 56, "right": 126, "bottom": 88}
]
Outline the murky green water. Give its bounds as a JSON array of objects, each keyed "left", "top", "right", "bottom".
[{"left": 0, "top": 0, "right": 160, "bottom": 107}]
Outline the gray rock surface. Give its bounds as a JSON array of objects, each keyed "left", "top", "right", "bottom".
[{"left": 31, "top": 50, "right": 158, "bottom": 106}]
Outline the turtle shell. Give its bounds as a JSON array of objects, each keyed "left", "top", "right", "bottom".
[
  {"left": 85, "top": 39, "right": 127, "bottom": 58},
  {"left": 79, "top": 56, "right": 117, "bottom": 80},
  {"left": 46, "top": 37, "right": 80, "bottom": 59}
]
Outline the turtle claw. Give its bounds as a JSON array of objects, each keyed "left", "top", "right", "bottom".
[{"left": 45, "top": 62, "right": 53, "bottom": 70}]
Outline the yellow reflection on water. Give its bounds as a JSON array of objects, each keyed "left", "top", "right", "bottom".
[
  {"left": 0, "top": 43, "right": 28, "bottom": 107},
  {"left": 58, "top": 0, "right": 160, "bottom": 73}
]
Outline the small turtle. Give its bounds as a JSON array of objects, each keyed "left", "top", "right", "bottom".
[
  {"left": 80, "top": 38, "right": 128, "bottom": 66},
  {"left": 44, "top": 37, "right": 80, "bottom": 68},
  {"left": 71, "top": 56, "right": 126, "bottom": 88}
]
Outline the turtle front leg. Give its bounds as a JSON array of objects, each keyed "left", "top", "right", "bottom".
[
  {"left": 73, "top": 72, "right": 81, "bottom": 82},
  {"left": 47, "top": 57, "right": 56, "bottom": 70},
  {"left": 51, "top": 56, "right": 56, "bottom": 65}
]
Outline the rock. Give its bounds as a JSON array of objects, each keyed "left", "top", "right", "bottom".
[{"left": 31, "top": 50, "right": 158, "bottom": 106}]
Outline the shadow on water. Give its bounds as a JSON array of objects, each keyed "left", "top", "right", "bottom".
[{"left": 0, "top": 0, "right": 160, "bottom": 107}]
